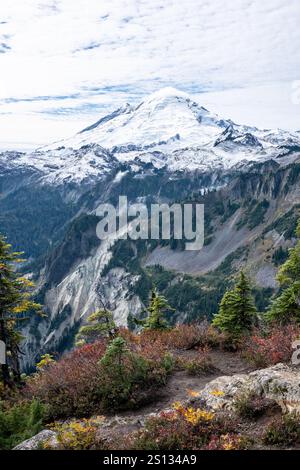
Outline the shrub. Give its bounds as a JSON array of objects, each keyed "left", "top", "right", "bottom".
[
  {"left": 234, "top": 392, "right": 280, "bottom": 420},
  {"left": 137, "top": 330, "right": 170, "bottom": 361},
  {"left": 242, "top": 323, "right": 300, "bottom": 368},
  {"left": 161, "top": 352, "right": 176, "bottom": 375},
  {"left": 139, "top": 322, "right": 221, "bottom": 353},
  {"left": 36, "top": 354, "right": 55, "bottom": 371},
  {"left": 263, "top": 413, "right": 300, "bottom": 446},
  {"left": 48, "top": 418, "right": 106, "bottom": 450},
  {"left": 205, "top": 433, "right": 249, "bottom": 450},
  {"left": 25, "top": 340, "right": 107, "bottom": 419},
  {"left": 25, "top": 337, "right": 172, "bottom": 419},
  {"left": 118, "top": 327, "right": 139, "bottom": 345},
  {"left": 177, "top": 348, "right": 215, "bottom": 376},
  {"left": 130, "top": 402, "right": 247, "bottom": 450},
  {"left": 98, "top": 337, "right": 168, "bottom": 411},
  {"left": 0, "top": 399, "right": 46, "bottom": 450},
  {"left": 168, "top": 322, "right": 221, "bottom": 350}
]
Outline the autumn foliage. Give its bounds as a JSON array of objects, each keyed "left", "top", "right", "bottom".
[
  {"left": 242, "top": 323, "right": 300, "bottom": 368},
  {"left": 129, "top": 402, "right": 247, "bottom": 450},
  {"left": 25, "top": 335, "right": 173, "bottom": 419}
]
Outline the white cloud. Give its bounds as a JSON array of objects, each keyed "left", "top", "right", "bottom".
[{"left": 0, "top": 0, "right": 300, "bottom": 149}]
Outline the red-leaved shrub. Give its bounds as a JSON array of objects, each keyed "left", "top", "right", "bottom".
[
  {"left": 137, "top": 321, "right": 221, "bottom": 353},
  {"left": 242, "top": 323, "right": 300, "bottom": 368},
  {"left": 138, "top": 330, "right": 169, "bottom": 361},
  {"left": 25, "top": 336, "right": 172, "bottom": 420},
  {"left": 25, "top": 341, "right": 107, "bottom": 419},
  {"left": 166, "top": 322, "right": 221, "bottom": 350}
]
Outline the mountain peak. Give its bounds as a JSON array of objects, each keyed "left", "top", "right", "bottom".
[
  {"left": 140, "top": 87, "right": 191, "bottom": 104},
  {"left": 44, "top": 87, "right": 225, "bottom": 152},
  {"left": 40, "top": 88, "right": 300, "bottom": 177},
  {"left": 137, "top": 87, "right": 210, "bottom": 117}
]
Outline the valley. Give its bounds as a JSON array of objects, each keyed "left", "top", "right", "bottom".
[{"left": 1, "top": 89, "right": 299, "bottom": 367}]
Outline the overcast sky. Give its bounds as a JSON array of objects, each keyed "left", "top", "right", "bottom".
[{"left": 0, "top": 0, "right": 299, "bottom": 150}]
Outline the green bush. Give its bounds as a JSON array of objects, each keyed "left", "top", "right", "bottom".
[
  {"left": 98, "top": 337, "right": 173, "bottom": 411},
  {"left": 0, "top": 399, "right": 46, "bottom": 450},
  {"left": 263, "top": 413, "right": 300, "bottom": 446},
  {"left": 234, "top": 392, "right": 279, "bottom": 420}
]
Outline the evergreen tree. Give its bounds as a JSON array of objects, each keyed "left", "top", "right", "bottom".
[
  {"left": 36, "top": 354, "right": 55, "bottom": 371},
  {"left": 0, "top": 235, "right": 41, "bottom": 387},
  {"left": 137, "top": 290, "right": 173, "bottom": 330},
  {"left": 267, "top": 220, "right": 300, "bottom": 323},
  {"left": 100, "top": 336, "right": 129, "bottom": 379},
  {"left": 212, "top": 272, "right": 257, "bottom": 339},
  {"left": 76, "top": 309, "right": 117, "bottom": 345},
  {"left": 99, "top": 336, "right": 150, "bottom": 409}
]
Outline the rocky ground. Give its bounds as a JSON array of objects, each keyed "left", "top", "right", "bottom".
[
  {"left": 15, "top": 350, "right": 300, "bottom": 451},
  {"left": 120, "top": 349, "right": 253, "bottom": 417}
]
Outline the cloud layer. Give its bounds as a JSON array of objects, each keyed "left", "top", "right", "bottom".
[{"left": 0, "top": 0, "right": 300, "bottom": 149}]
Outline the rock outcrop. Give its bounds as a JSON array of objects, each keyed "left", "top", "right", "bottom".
[
  {"left": 13, "top": 430, "right": 58, "bottom": 450},
  {"left": 189, "top": 363, "right": 300, "bottom": 414}
]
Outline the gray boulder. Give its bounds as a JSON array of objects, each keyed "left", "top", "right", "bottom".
[
  {"left": 13, "top": 430, "right": 58, "bottom": 450},
  {"left": 189, "top": 363, "right": 300, "bottom": 414}
]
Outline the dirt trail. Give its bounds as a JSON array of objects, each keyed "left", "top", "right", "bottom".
[
  {"left": 121, "top": 350, "right": 252, "bottom": 418},
  {"left": 93, "top": 352, "right": 300, "bottom": 450}
]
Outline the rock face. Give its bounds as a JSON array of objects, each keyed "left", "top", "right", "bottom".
[
  {"left": 189, "top": 364, "right": 300, "bottom": 414},
  {"left": 13, "top": 430, "right": 58, "bottom": 450}
]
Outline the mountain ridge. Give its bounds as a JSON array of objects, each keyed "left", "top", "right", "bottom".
[
  {"left": 1, "top": 88, "right": 299, "bottom": 190},
  {"left": 0, "top": 88, "right": 300, "bottom": 368}
]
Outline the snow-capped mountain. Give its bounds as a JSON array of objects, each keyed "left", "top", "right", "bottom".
[
  {"left": 1, "top": 87, "right": 300, "bottom": 368},
  {"left": 2, "top": 88, "right": 299, "bottom": 186},
  {"left": 41, "top": 87, "right": 299, "bottom": 171},
  {"left": 46, "top": 87, "right": 231, "bottom": 151}
]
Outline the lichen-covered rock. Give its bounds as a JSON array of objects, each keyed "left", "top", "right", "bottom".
[
  {"left": 13, "top": 430, "right": 58, "bottom": 450},
  {"left": 189, "top": 364, "right": 300, "bottom": 414}
]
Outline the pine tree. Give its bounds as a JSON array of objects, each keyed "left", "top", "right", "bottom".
[
  {"left": 0, "top": 235, "right": 41, "bottom": 387},
  {"left": 267, "top": 219, "right": 300, "bottom": 323},
  {"left": 100, "top": 336, "right": 129, "bottom": 372},
  {"left": 137, "top": 290, "right": 173, "bottom": 330},
  {"left": 277, "top": 220, "right": 300, "bottom": 285},
  {"left": 76, "top": 309, "right": 117, "bottom": 345},
  {"left": 212, "top": 272, "right": 257, "bottom": 340}
]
